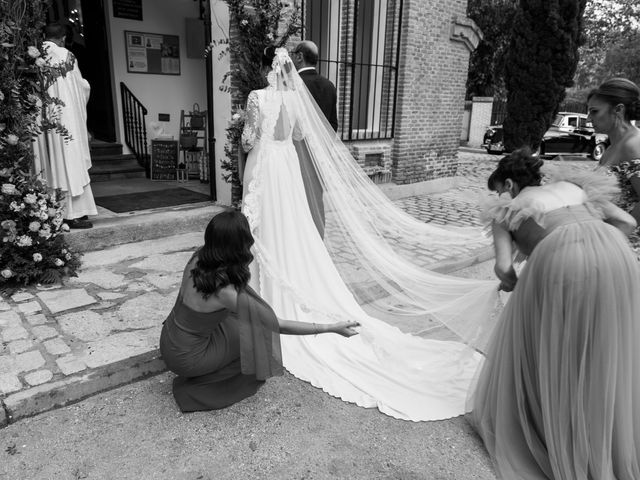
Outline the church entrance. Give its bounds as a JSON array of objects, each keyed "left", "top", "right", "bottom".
[{"left": 46, "top": 0, "right": 116, "bottom": 142}]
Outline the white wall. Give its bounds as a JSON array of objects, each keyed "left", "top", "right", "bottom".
[{"left": 106, "top": 0, "right": 231, "bottom": 202}]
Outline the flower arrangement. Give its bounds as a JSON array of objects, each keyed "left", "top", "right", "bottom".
[
  {"left": 0, "top": 0, "right": 81, "bottom": 287},
  {"left": 212, "top": 0, "right": 301, "bottom": 205},
  {"left": 0, "top": 167, "right": 81, "bottom": 285}
]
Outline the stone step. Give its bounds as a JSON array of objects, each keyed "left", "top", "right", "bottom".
[
  {"left": 63, "top": 203, "right": 222, "bottom": 253},
  {"left": 90, "top": 141, "right": 123, "bottom": 157},
  {"left": 89, "top": 154, "right": 146, "bottom": 182}
]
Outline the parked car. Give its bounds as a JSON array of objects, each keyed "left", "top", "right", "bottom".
[{"left": 481, "top": 112, "right": 609, "bottom": 161}]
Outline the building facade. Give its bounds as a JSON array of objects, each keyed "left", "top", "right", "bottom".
[{"left": 46, "top": 0, "right": 480, "bottom": 204}]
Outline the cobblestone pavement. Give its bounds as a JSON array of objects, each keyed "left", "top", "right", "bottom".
[{"left": 0, "top": 151, "right": 598, "bottom": 424}]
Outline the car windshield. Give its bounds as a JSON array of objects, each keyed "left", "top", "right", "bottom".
[{"left": 551, "top": 114, "right": 563, "bottom": 126}]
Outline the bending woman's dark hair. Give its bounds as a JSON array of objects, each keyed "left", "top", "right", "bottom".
[
  {"left": 588, "top": 77, "right": 640, "bottom": 122},
  {"left": 488, "top": 147, "right": 544, "bottom": 192},
  {"left": 190, "top": 210, "right": 254, "bottom": 298}
]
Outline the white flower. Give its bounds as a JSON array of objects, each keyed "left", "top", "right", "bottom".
[
  {"left": 1, "top": 269, "right": 13, "bottom": 279},
  {"left": 16, "top": 235, "right": 33, "bottom": 247},
  {"left": 33, "top": 253, "right": 42, "bottom": 262},
  {"left": 40, "top": 203, "right": 47, "bottom": 211},
  {"left": 241, "top": 19, "right": 249, "bottom": 26},
  {"left": 28, "top": 221, "right": 41, "bottom": 232},
  {"left": 65, "top": 253, "right": 72, "bottom": 260},
  {"left": 9, "top": 201, "right": 20, "bottom": 211},
  {"left": 39, "top": 211, "right": 48, "bottom": 221},
  {"left": 27, "top": 46, "right": 40, "bottom": 58},
  {"left": 232, "top": 113, "right": 241, "bottom": 121},
  {"left": 5, "top": 134, "right": 19, "bottom": 145},
  {"left": 1, "top": 183, "right": 17, "bottom": 195},
  {"left": 24, "top": 193, "right": 37, "bottom": 204},
  {"left": 35, "top": 57, "right": 45, "bottom": 68},
  {"left": 54, "top": 258, "right": 64, "bottom": 267},
  {"left": 1, "top": 219, "right": 16, "bottom": 230},
  {"left": 266, "top": 33, "right": 274, "bottom": 40}
]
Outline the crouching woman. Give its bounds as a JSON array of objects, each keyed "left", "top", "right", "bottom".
[{"left": 160, "top": 210, "right": 359, "bottom": 412}]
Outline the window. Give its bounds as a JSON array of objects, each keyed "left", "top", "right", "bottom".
[{"left": 301, "top": 0, "right": 403, "bottom": 141}]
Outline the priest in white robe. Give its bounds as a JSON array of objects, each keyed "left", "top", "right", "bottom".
[{"left": 33, "top": 23, "right": 96, "bottom": 229}]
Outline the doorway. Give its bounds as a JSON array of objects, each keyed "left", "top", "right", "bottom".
[{"left": 46, "top": 0, "right": 116, "bottom": 142}]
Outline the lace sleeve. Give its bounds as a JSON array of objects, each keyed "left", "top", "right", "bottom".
[
  {"left": 241, "top": 91, "right": 260, "bottom": 152},
  {"left": 292, "top": 119, "right": 305, "bottom": 141}
]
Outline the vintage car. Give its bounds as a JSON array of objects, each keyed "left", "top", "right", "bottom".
[{"left": 482, "top": 112, "right": 609, "bottom": 161}]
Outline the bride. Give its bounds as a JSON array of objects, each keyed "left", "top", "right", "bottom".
[{"left": 241, "top": 46, "right": 498, "bottom": 421}]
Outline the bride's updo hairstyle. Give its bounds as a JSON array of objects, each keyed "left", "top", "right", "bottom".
[
  {"left": 488, "top": 147, "right": 544, "bottom": 192},
  {"left": 190, "top": 210, "right": 254, "bottom": 298},
  {"left": 587, "top": 77, "right": 640, "bottom": 122},
  {"left": 261, "top": 45, "right": 277, "bottom": 68}
]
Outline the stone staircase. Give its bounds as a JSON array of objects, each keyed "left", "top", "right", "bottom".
[{"left": 88, "top": 140, "right": 146, "bottom": 182}]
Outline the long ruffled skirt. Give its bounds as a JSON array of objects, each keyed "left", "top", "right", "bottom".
[{"left": 469, "top": 219, "right": 640, "bottom": 479}]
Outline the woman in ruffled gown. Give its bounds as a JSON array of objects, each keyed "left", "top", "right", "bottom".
[
  {"left": 239, "top": 46, "right": 500, "bottom": 421},
  {"left": 469, "top": 149, "right": 640, "bottom": 479},
  {"left": 588, "top": 77, "right": 640, "bottom": 250}
]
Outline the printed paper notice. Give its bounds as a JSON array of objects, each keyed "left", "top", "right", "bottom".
[{"left": 126, "top": 32, "right": 148, "bottom": 72}]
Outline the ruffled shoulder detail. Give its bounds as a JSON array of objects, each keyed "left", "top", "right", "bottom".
[
  {"left": 480, "top": 165, "right": 620, "bottom": 231},
  {"left": 479, "top": 194, "right": 546, "bottom": 231},
  {"left": 543, "top": 163, "right": 620, "bottom": 205}
]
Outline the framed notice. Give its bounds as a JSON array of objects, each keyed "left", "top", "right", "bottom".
[
  {"left": 125, "top": 31, "right": 180, "bottom": 75},
  {"left": 113, "top": 0, "right": 142, "bottom": 21},
  {"left": 150, "top": 140, "right": 178, "bottom": 180}
]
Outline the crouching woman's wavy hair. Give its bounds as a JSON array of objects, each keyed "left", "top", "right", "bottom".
[{"left": 190, "top": 210, "right": 254, "bottom": 298}]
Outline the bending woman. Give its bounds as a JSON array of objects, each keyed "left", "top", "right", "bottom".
[
  {"left": 160, "top": 210, "right": 359, "bottom": 412},
  {"left": 470, "top": 149, "right": 640, "bottom": 479}
]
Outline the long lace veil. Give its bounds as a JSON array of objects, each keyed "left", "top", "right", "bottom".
[{"left": 264, "top": 48, "right": 499, "bottom": 350}]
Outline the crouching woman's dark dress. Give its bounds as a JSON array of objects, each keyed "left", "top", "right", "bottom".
[{"left": 160, "top": 286, "right": 283, "bottom": 412}]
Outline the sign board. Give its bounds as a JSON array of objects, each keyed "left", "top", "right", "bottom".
[
  {"left": 125, "top": 31, "right": 180, "bottom": 75},
  {"left": 113, "top": 0, "right": 142, "bottom": 21},
  {"left": 150, "top": 140, "right": 178, "bottom": 180}
]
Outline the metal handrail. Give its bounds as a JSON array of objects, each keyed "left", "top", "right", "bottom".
[{"left": 120, "top": 82, "right": 149, "bottom": 172}]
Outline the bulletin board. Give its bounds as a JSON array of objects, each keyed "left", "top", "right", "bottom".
[
  {"left": 125, "top": 31, "right": 180, "bottom": 75},
  {"left": 150, "top": 140, "right": 178, "bottom": 180}
]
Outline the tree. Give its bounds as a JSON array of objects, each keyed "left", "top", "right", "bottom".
[
  {"left": 502, "top": 0, "right": 587, "bottom": 152},
  {"left": 466, "top": 0, "right": 518, "bottom": 100},
  {"left": 573, "top": 0, "right": 640, "bottom": 90}
]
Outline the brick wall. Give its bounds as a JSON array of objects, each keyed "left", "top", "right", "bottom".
[{"left": 391, "top": 0, "right": 473, "bottom": 184}]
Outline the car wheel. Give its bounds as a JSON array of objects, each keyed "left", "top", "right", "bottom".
[{"left": 591, "top": 142, "right": 607, "bottom": 162}]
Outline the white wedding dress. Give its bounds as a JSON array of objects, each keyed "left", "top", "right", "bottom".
[{"left": 241, "top": 49, "right": 498, "bottom": 421}]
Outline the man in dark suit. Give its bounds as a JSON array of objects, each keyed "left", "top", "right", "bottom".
[{"left": 291, "top": 41, "right": 338, "bottom": 238}]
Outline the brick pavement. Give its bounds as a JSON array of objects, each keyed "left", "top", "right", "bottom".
[{"left": 0, "top": 152, "right": 597, "bottom": 425}]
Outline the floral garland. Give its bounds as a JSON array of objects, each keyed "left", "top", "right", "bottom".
[
  {"left": 211, "top": 0, "right": 301, "bottom": 205},
  {"left": 0, "top": 0, "right": 81, "bottom": 287}
]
